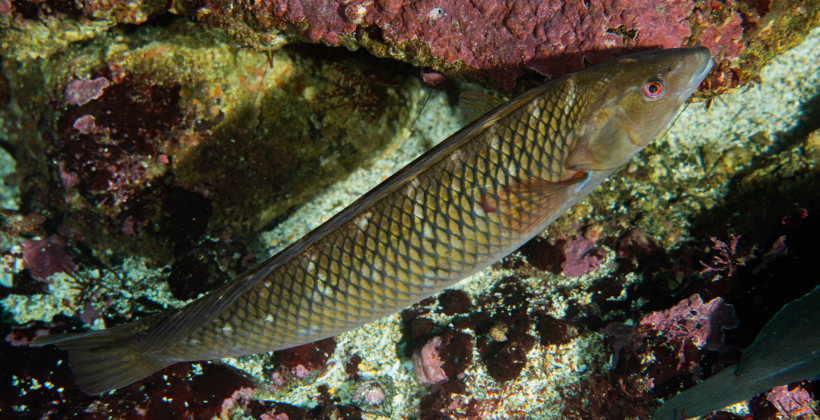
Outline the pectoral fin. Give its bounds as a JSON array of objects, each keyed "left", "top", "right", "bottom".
[
  {"left": 566, "top": 135, "right": 595, "bottom": 171},
  {"left": 491, "top": 171, "right": 591, "bottom": 233}
]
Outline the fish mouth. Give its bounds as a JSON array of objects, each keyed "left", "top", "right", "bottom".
[{"left": 682, "top": 47, "right": 714, "bottom": 97}]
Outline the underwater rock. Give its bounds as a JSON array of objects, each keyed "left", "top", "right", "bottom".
[
  {"left": 1, "top": 22, "right": 418, "bottom": 272},
  {"left": 185, "top": 0, "right": 814, "bottom": 92},
  {"left": 2, "top": 0, "right": 817, "bottom": 92}
]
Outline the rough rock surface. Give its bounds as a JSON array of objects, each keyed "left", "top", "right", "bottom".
[
  {"left": 2, "top": 0, "right": 818, "bottom": 92},
  {"left": 0, "top": 22, "right": 419, "bottom": 269},
  {"left": 187, "top": 0, "right": 820, "bottom": 93}
]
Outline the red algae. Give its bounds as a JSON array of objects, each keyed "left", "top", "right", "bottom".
[
  {"left": 561, "top": 233, "right": 604, "bottom": 277},
  {"left": 273, "top": 337, "right": 337, "bottom": 380},
  {"left": 535, "top": 314, "right": 579, "bottom": 347},
  {"left": 766, "top": 384, "right": 815, "bottom": 419},
  {"left": 641, "top": 294, "right": 739, "bottom": 351},
  {"left": 0, "top": 319, "right": 255, "bottom": 420},
  {"left": 187, "top": 0, "right": 811, "bottom": 92},
  {"left": 412, "top": 336, "right": 447, "bottom": 386},
  {"left": 239, "top": 0, "right": 695, "bottom": 89},
  {"left": 21, "top": 235, "right": 77, "bottom": 281},
  {"left": 437, "top": 289, "right": 472, "bottom": 316},
  {"left": 64, "top": 77, "right": 110, "bottom": 106},
  {"left": 520, "top": 236, "right": 566, "bottom": 274}
]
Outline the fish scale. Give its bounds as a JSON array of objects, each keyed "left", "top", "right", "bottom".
[
  {"left": 31, "top": 47, "right": 713, "bottom": 395},
  {"left": 168, "top": 82, "right": 584, "bottom": 361}
]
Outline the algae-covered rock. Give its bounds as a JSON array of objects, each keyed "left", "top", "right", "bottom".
[
  {"left": 1, "top": 21, "right": 419, "bottom": 265},
  {"left": 2, "top": 0, "right": 818, "bottom": 93}
]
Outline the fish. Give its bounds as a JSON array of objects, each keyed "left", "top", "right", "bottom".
[
  {"left": 32, "top": 47, "right": 713, "bottom": 395},
  {"left": 652, "top": 284, "right": 820, "bottom": 420}
]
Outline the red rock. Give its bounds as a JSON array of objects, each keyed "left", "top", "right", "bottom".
[{"left": 219, "top": 0, "right": 700, "bottom": 90}]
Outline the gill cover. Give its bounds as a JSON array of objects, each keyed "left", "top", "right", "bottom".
[{"left": 565, "top": 47, "right": 712, "bottom": 172}]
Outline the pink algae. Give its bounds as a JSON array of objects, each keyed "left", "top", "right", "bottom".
[
  {"left": 250, "top": 0, "right": 696, "bottom": 89},
  {"left": 72, "top": 114, "right": 96, "bottom": 134},
  {"left": 767, "top": 385, "right": 815, "bottom": 418},
  {"left": 65, "top": 77, "right": 110, "bottom": 106},
  {"left": 561, "top": 233, "right": 603, "bottom": 277},
  {"left": 21, "top": 235, "right": 77, "bottom": 281},
  {"left": 412, "top": 335, "right": 448, "bottom": 386},
  {"left": 640, "top": 294, "right": 739, "bottom": 350}
]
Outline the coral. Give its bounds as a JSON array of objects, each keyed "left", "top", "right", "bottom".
[
  {"left": 71, "top": 114, "right": 95, "bottom": 134},
  {"left": 21, "top": 235, "right": 77, "bottom": 281},
  {"left": 305, "top": 384, "right": 364, "bottom": 420},
  {"left": 4, "top": 321, "right": 55, "bottom": 346},
  {"left": 64, "top": 77, "right": 110, "bottom": 106},
  {"left": 640, "top": 294, "right": 739, "bottom": 351},
  {"left": 420, "top": 69, "right": 446, "bottom": 88}
]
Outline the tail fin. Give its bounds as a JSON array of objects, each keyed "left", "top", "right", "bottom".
[
  {"left": 31, "top": 320, "right": 174, "bottom": 395},
  {"left": 652, "top": 366, "right": 756, "bottom": 420}
]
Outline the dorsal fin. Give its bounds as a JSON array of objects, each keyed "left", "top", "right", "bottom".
[{"left": 458, "top": 91, "right": 507, "bottom": 124}]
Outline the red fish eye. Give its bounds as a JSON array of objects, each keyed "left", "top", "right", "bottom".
[{"left": 643, "top": 80, "right": 664, "bottom": 100}]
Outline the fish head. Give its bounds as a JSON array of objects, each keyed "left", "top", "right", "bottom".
[{"left": 567, "top": 47, "right": 713, "bottom": 171}]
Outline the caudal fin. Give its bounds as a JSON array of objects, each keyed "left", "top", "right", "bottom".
[
  {"left": 652, "top": 366, "right": 756, "bottom": 420},
  {"left": 31, "top": 320, "right": 174, "bottom": 395}
]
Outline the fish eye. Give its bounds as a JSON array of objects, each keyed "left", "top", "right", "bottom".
[{"left": 643, "top": 79, "right": 665, "bottom": 101}]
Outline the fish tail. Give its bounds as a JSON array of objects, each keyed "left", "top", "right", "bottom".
[
  {"left": 31, "top": 319, "right": 173, "bottom": 395},
  {"left": 652, "top": 366, "right": 752, "bottom": 420}
]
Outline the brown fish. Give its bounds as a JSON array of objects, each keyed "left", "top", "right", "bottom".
[{"left": 32, "top": 47, "right": 713, "bottom": 395}]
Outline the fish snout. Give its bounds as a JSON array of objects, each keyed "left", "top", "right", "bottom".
[{"left": 682, "top": 47, "right": 713, "bottom": 98}]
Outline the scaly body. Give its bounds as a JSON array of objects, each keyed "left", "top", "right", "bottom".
[{"left": 34, "top": 47, "right": 713, "bottom": 395}]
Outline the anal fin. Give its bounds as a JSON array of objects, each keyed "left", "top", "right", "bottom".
[{"left": 493, "top": 171, "right": 591, "bottom": 233}]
